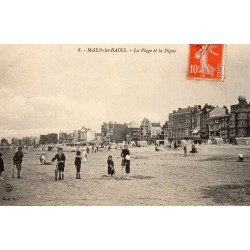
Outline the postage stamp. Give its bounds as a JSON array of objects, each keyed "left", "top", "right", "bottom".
[{"left": 187, "top": 44, "right": 225, "bottom": 81}]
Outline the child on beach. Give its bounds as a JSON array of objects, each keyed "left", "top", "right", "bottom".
[
  {"left": 39, "top": 152, "right": 46, "bottom": 165},
  {"left": 107, "top": 155, "right": 115, "bottom": 177},
  {"left": 51, "top": 148, "right": 66, "bottom": 180},
  {"left": 0, "top": 153, "right": 5, "bottom": 180},
  {"left": 121, "top": 145, "right": 131, "bottom": 178},
  {"left": 75, "top": 151, "right": 82, "bottom": 179},
  {"left": 191, "top": 143, "right": 196, "bottom": 157},
  {"left": 184, "top": 146, "right": 187, "bottom": 157},
  {"left": 13, "top": 146, "right": 24, "bottom": 179}
]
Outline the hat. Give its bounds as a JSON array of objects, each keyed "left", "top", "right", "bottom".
[{"left": 0, "top": 152, "right": 3, "bottom": 157}]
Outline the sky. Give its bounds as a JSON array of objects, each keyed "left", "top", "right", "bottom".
[{"left": 1, "top": 44, "right": 250, "bottom": 141}]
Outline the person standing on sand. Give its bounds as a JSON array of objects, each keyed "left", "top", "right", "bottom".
[
  {"left": 0, "top": 153, "right": 5, "bottom": 180},
  {"left": 107, "top": 155, "right": 115, "bottom": 177},
  {"left": 86, "top": 146, "right": 90, "bottom": 154},
  {"left": 121, "top": 145, "right": 131, "bottom": 178},
  {"left": 184, "top": 146, "right": 187, "bottom": 157},
  {"left": 75, "top": 151, "right": 82, "bottom": 179},
  {"left": 51, "top": 148, "right": 66, "bottom": 180},
  {"left": 191, "top": 143, "right": 196, "bottom": 157},
  {"left": 39, "top": 152, "right": 46, "bottom": 165},
  {"left": 13, "top": 146, "right": 24, "bottom": 179}
]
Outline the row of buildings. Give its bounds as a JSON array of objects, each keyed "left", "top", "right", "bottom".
[
  {"left": 58, "top": 126, "right": 98, "bottom": 144},
  {"left": 0, "top": 137, "right": 40, "bottom": 147},
  {"left": 164, "top": 96, "right": 250, "bottom": 143},
  {"left": 1, "top": 119, "right": 163, "bottom": 147},
  {"left": 1, "top": 127, "right": 98, "bottom": 147},
  {"left": 101, "top": 119, "right": 163, "bottom": 143},
  {"left": 5, "top": 95, "right": 249, "bottom": 147}
]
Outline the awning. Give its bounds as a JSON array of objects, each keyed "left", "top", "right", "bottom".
[{"left": 192, "top": 129, "right": 199, "bottom": 134}]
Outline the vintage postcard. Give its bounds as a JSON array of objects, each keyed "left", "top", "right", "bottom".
[{"left": 0, "top": 44, "right": 250, "bottom": 206}]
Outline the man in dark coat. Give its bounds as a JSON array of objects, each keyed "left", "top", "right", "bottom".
[
  {"left": 0, "top": 152, "right": 5, "bottom": 180},
  {"left": 13, "top": 147, "right": 24, "bottom": 179}
]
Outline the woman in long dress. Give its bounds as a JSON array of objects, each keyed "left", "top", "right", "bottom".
[{"left": 195, "top": 44, "right": 218, "bottom": 77}]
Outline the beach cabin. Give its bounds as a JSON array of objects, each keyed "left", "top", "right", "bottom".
[
  {"left": 155, "top": 140, "right": 170, "bottom": 147},
  {"left": 137, "top": 141, "right": 148, "bottom": 147}
]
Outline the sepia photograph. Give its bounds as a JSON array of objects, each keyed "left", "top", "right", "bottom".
[{"left": 1, "top": 44, "right": 250, "bottom": 206}]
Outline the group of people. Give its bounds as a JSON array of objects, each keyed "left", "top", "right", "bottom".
[
  {"left": 0, "top": 144, "right": 132, "bottom": 181},
  {"left": 0, "top": 146, "right": 24, "bottom": 180},
  {"left": 183, "top": 143, "right": 197, "bottom": 157},
  {"left": 46, "top": 144, "right": 131, "bottom": 180},
  {"left": 107, "top": 145, "right": 131, "bottom": 178}
]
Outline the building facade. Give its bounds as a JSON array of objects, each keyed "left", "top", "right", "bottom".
[
  {"left": 150, "top": 122, "right": 162, "bottom": 141},
  {"left": 167, "top": 106, "right": 199, "bottom": 141},
  {"left": 140, "top": 118, "right": 151, "bottom": 140},
  {"left": 229, "top": 96, "right": 250, "bottom": 141},
  {"left": 126, "top": 121, "right": 141, "bottom": 142},
  {"left": 199, "top": 104, "right": 214, "bottom": 140},
  {"left": 0, "top": 138, "right": 9, "bottom": 146},
  {"left": 140, "top": 118, "right": 162, "bottom": 142},
  {"left": 101, "top": 122, "right": 127, "bottom": 143},
  {"left": 40, "top": 133, "right": 58, "bottom": 145},
  {"left": 12, "top": 137, "right": 21, "bottom": 147},
  {"left": 95, "top": 133, "right": 102, "bottom": 145},
  {"left": 59, "top": 132, "right": 68, "bottom": 144},
  {"left": 166, "top": 104, "right": 215, "bottom": 142},
  {"left": 208, "top": 106, "right": 229, "bottom": 140}
]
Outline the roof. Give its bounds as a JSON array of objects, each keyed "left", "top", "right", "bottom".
[
  {"left": 192, "top": 129, "right": 199, "bottom": 134},
  {"left": 141, "top": 118, "right": 151, "bottom": 126},
  {"left": 127, "top": 121, "right": 140, "bottom": 128},
  {"left": 209, "top": 107, "right": 228, "bottom": 118},
  {"left": 151, "top": 122, "right": 161, "bottom": 127}
]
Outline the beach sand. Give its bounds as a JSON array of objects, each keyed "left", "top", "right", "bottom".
[{"left": 1, "top": 145, "right": 250, "bottom": 206}]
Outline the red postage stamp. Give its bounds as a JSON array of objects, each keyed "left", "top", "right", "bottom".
[{"left": 187, "top": 44, "right": 225, "bottom": 81}]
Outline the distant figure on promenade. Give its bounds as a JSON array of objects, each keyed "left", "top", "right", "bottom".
[
  {"left": 184, "top": 146, "right": 187, "bottom": 157},
  {"left": 51, "top": 148, "right": 66, "bottom": 180},
  {"left": 86, "top": 146, "right": 90, "bottom": 154},
  {"left": 75, "top": 151, "right": 82, "bottom": 179},
  {"left": 83, "top": 151, "right": 88, "bottom": 163},
  {"left": 0, "top": 153, "right": 5, "bottom": 180},
  {"left": 121, "top": 145, "right": 131, "bottom": 178},
  {"left": 191, "top": 143, "right": 196, "bottom": 157},
  {"left": 107, "top": 155, "right": 115, "bottom": 177},
  {"left": 92, "top": 145, "right": 95, "bottom": 153},
  {"left": 174, "top": 142, "right": 177, "bottom": 149},
  {"left": 13, "top": 146, "right": 24, "bottom": 179}
]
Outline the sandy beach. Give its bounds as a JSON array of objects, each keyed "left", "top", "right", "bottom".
[{"left": 1, "top": 145, "right": 250, "bottom": 206}]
